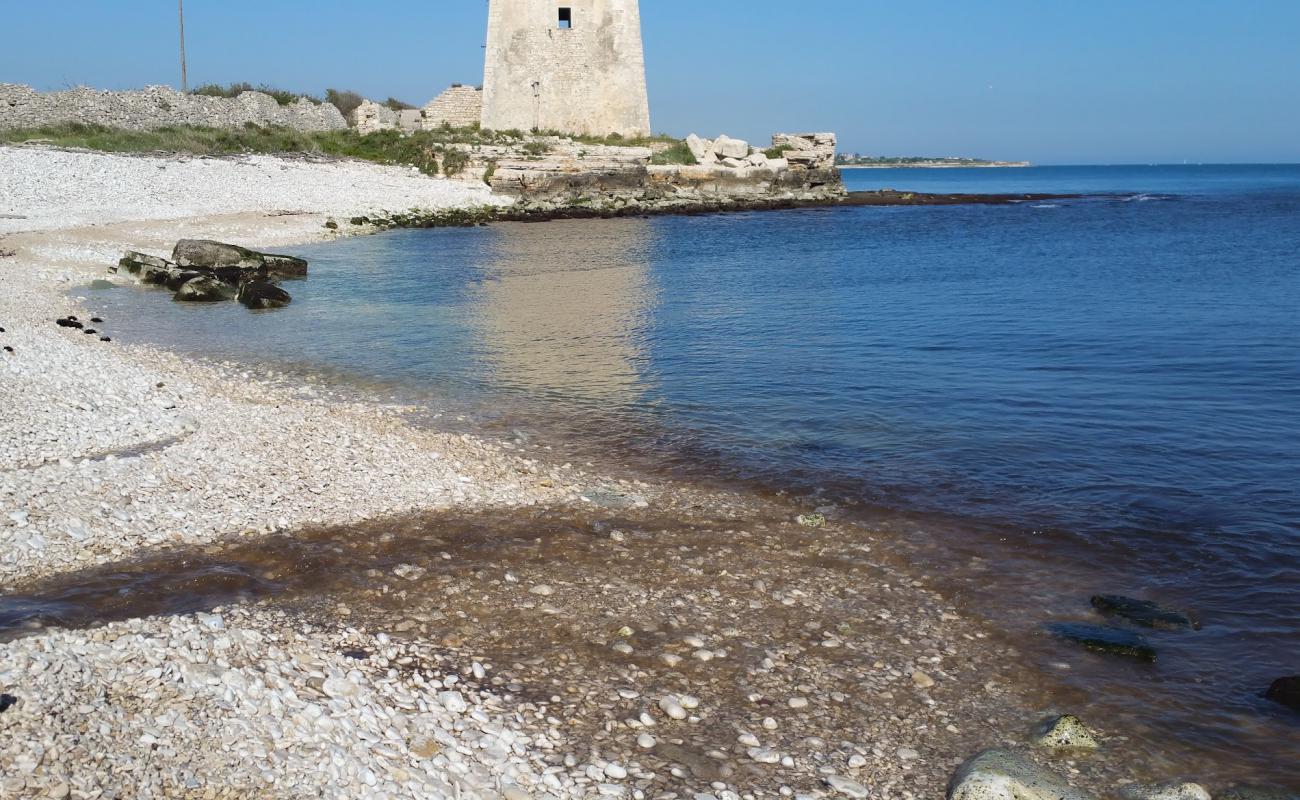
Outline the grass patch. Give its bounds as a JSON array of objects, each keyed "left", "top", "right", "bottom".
[
  {"left": 384, "top": 97, "right": 417, "bottom": 111},
  {"left": 764, "top": 144, "right": 794, "bottom": 159},
  {"left": 649, "top": 140, "right": 697, "bottom": 166},
  {"left": 528, "top": 129, "right": 683, "bottom": 148},
  {"left": 191, "top": 83, "right": 321, "bottom": 106}
]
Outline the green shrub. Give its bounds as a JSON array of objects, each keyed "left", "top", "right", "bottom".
[
  {"left": 441, "top": 148, "right": 470, "bottom": 177},
  {"left": 384, "top": 97, "right": 416, "bottom": 111},
  {"left": 482, "top": 160, "right": 498, "bottom": 185},
  {"left": 764, "top": 144, "right": 794, "bottom": 159},
  {"left": 521, "top": 141, "right": 551, "bottom": 156},
  {"left": 325, "top": 88, "right": 365, "bottom": 118},
  {"left": 191, "top": 83, "right": 320, "bottom": 106}
]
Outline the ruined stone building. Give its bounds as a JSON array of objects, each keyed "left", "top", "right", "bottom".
[{"left": 479, "top": 0, "right": 651, "bottom": 137}]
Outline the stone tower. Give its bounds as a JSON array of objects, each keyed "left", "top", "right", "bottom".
[{"left": 481, "top": 0, "right": 651, "bottom": 137}]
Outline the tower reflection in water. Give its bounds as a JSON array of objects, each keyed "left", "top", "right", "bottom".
[{"left": 472, "top": 217, "right": 659, "bottom": 411}]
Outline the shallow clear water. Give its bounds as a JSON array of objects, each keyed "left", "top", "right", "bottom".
[{"left": 87, "top": 165, "right": 1300, "bottom": 783}]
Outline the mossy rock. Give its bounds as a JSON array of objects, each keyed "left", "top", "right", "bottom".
[
  {"left": 1091, "top": 595, "right": 1197, "bottom": 630},
  {"left": 1047, "top": 622, "right": 1156, "bottom": 661}
]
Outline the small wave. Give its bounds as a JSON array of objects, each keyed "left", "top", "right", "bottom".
[{"left": 1032, "top": 203, "right": 1060, "bottom": 209}]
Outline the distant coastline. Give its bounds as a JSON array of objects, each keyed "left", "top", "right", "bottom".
[{"left": 838, "top": 159, "right": 1031, "bottom": 169}]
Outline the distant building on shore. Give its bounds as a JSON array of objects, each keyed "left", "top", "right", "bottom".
[{"left": 477, "top": 0, "right": 651, "bottom": 137}]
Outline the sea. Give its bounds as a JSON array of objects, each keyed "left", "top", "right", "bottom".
[{"left": 85, "top": 165, "right": 1300, "bottom": 786}]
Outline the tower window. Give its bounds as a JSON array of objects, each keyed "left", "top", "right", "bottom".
[{"left": 558, "top": 7, "right": 572, "bottom": 28}]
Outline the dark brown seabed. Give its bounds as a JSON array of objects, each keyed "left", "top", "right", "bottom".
[{"left": 9, "top": 473, "right": 1290, "bottom": 798}]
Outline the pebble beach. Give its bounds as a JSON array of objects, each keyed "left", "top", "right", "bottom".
[{"left": 0, "top": 146, "right": 1269, "bottom": 800}]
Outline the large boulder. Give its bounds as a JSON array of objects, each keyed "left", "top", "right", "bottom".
[
  {"left": 712, "top": 134, "right": 750, "bottom": 160},
  {"left": 174, "top": 275, "right": 234, "bottom": 302},
  {"left": 172, "top": 240, "right": 308, "bottom": 277},
  {"left": 685, "top": 133, "right": 714, "bottom": 162},
  {"left": 237, "top": 280, "right": 291, "bottom": 310},
  {"left": 947, "top": 749, "right": 1096, "bottom": 800},
  {"left": 1264, "top": 676, "right": 1300, "bottom": 712}
]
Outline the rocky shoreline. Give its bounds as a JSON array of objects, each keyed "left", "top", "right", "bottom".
[{"left": 1, "top": 146, "right": 1294, "bottom": 799}]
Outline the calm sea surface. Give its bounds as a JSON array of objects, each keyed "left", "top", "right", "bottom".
[{"left": 90, "top": 165, "right": 1300, "bottom": 784}]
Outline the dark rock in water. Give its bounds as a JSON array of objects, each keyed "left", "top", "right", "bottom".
[
  {"left": 3, "top": 346, "right": 12, "bottom": 353},
  {"left": 213, "top": 265, "right": 265, "bottom": 285},
  {"left": 947, "top": 749, "right": 1096, "bottom": 800},
  {"left": 87, "top": 279, "right": 116, "bottom": 290},
  {"left": 1120, "top": 782, "right": 1211, "bottom": 800},
  {"left": 1047, "top": 622, "right": 1157, "bottom": 661},
  {"left": 342, "top": 649, "right": 370, "bottom": 660},
  {"left": 56, "top": 317, "right": 83, "bottom": 329},
  {"left": 260, "top": 253, "right": 309, "bottom": 277},
  {"left": 0, "top": 693, "right": 16, "bottom": 713},
  {"left": 100, "top": 337, "right": 111, "bottom": 342},
  {"left": 237, "top": 280, "right": 291, "bottom": 310},
  {"left": 118, "top": 250, "right": 174, "bottom": 275},
  {"left": 83, "top": 329, "right": 97, "bottom": 335},
  {"left": 90, "top": 317, "right": 103, "bottom": 323},
  {"left": 1263, "top": 676, "right": 1300, "bottom": 712},
  {"left": 173, "top": 239, "right": 308, "bottom": 277},
  {"left": 164, "top": 269, "right": 207, "bottom": 292},
  {"left": 1091, "top": 595, "right": 1197, "bottom": 630},
  {"left": 1219, "top": 787, "right": 1300, "bottom": 800},
  {"left": 139, "top": 265, "right": 174, "bottom": 286},
  {"left": 174, "top": 275, "right": 234, "bottom": 303}
]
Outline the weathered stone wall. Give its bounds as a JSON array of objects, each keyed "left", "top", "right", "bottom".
[
  {"left": 422, "top": 86, "right": 483, "bottom": 129},
  {"left": 0, "top": 84, "right": 346, "bottom": 132},
  {"left": 347, "top": 100, "right": 399, "bottom": 135},
  {"left": 481, "top": 0, "right": 651, "bottom": 137}
]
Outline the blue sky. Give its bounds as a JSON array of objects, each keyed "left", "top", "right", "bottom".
[{"left": 4, "top": 1, "right": 1299, "bottom": 164}]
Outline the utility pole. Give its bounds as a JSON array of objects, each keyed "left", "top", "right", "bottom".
[{"left": 178, "top": 0, "right": 189, "bottom": 93}]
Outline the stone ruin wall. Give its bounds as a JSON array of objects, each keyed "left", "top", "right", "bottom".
[
  {"left": 481, "top": 0, "right": 650, "bottom": 137},
  {"left": 422, "top": 86, "right": 483, "bottom": 129},
  {"left": 0, "top": 84, "right": 346, "bottom": 132}
]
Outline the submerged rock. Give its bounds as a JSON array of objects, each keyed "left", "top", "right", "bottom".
[
  {"left": 174, "top": 275, "right": 234, "bottom": 302},
  {"left": 173, "top": 239, "right": 308, "bottom": 277},
  {"left": 1263, "top": 676, "right": 1300, "bottom": 712},
  {"left": 0, "top": 693, "right": 16, "bottom": 713},
  {"left": 1091, "top": 595, "right": 1197, "bottom": 630},
  {"left": 1219, "top": 787, "right": 1300, "bottom": 800},
  {"left": 1033, "top": 714, "right": 1100, "bottom": 751},
  {"left": 1047, "top": 622, "right": 1157, "bottom": 661},
  {"left": 237, "top": 280, "right": 291, "bottom": 310},
  {"left": 947, "top": 749, "right": 1096, "bottom": 800},
  {"left": 1120, "top": 783, "right": 1211, "bottom": 800}
]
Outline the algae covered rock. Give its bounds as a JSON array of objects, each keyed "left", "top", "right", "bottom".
[
  {"left": 1091, "top": 595, "right": 1197, "bottom": 630},
  {"left": 173, "top": 239, "right": 307, "bottom": 277},
  {"left": 236, "top": 280, "right": 291, "bottom": 310},
  {"left": 947, "top": 749, "right": 1096, "bottom": 800},
  {"left": 1033, "top": 714, "right": 1100, "bottom": 751},
  {"left": 1119, "top": 782, "right": 1212, "bottom": 800},
  {"left": 1219, "top": 787, "right": 1300, "bottom": 800},
  {"left": 174, "top": 275, "right": 234, "bottom": 302},
  {"left": 1047, "top": 622, "right": 1157, "bottom": 661}
]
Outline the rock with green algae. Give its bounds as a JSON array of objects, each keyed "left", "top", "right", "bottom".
[
  {"left": 1091, "top": 594, "right": 1198, "bottom": 630},
  {"left": 1033, "top": 714, "right": 1100, "bottom": 751},
  {"left": 1219, "top": 787, "right": 1300, "bottom": 800},
  {"left": 947, "top": 749, "right": 1096, "bottom": 800},
  {"left": 1047, "top": 622, "right": 1157, "bottom": 661}
]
